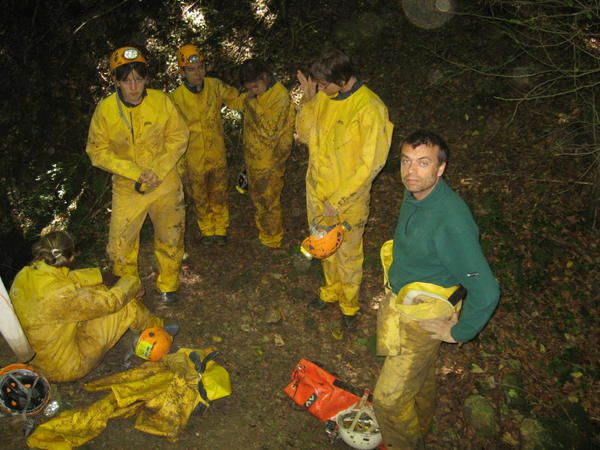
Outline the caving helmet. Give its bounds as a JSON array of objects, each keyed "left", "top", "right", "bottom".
[
  {"left": 177, "top": 44, "right": 204, "bottom": 67},
  {"left": 300, "top": 218, "right": 351, "bottom": 260},
  {"left": 134, "top": 327, "right": 173, "bottom": 362},
  {"left": 236, "top": 168, "right": 248, "bottom": 194},
  {"left": 0, "top": 364, "right": 51, "bottom": 416},
  {"left": 109, "top": 46, "right": 147, "bottom": 72},
  {"left": 335, "top": 403, "right": 382, "bottom": 450}
]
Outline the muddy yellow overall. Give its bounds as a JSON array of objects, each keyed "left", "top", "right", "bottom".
[
  {"left": 296, "top": 85, "right": 392, "bottom": 316},
  {"left": 171, "top": 78, "right": 244, "bottom": 237},
  {"left": 374, "top": 240, "right": 462, "bottom": 449},
  {"left": 242, "top": 81, "right": 295, "bottom": 247},
  {"left": 10, "top": 261, "right": 162, "bottom": 382},
  {"left": 86, "top": 89, "right": 189, "bottom": 293}
]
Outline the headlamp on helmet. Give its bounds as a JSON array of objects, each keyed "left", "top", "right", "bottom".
[
  {"left": 109, "top": 46, "right": 147, "bottom": 72},
  {"left": 134, "top": 327, "right": 173, "bottom": 362},
  {"left": 300, "top": 217, "right": 352, "bottom": 260},
  {"left": 177, "top": 44, "right": 204, "bottom": 68}
]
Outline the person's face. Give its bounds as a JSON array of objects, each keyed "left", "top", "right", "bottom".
[
  {"left": 400, "top": 143, "right": 446, "bottom": 200},
  {"left": 244, "top": 77, "right": 269, "bottom": 98},
  {"left": 183, "top": 61, "right": 206, "bottom": 87},
  {"left": 315, "top": 78, "right": 342, "bottom": 96},
  {"left": 116, "top": 69, "right": 146, "bottom": 105}
]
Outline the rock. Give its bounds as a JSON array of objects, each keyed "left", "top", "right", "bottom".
[
  {"left": 519, "top": 418, "right": 551, "bottom": 450},
  {"left": 501, "top": 372, "right": 530, "bottom": 412},
  {"left": 264, "top": 308, "right": 281, "bottom": 324},
  {"left": 463, "top": 394, "right": 498, "bottom": 438}
]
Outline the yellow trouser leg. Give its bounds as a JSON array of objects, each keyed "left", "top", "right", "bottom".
[
  {"left": 374, "top": 292, "right": 454, "bottom": 449},
  {"left": 58, "top": 300, "right": 162, "bottom": 382},
  {"left": 319, "top": 216, "right": 366, "bottom": 316},
  {"left": 187, "top": 161, "right": 213, "bottom": 236},
  {"left": 208, "top": 164, "right": 229, "bottom": 236},
  {"left": 108, "top": 185, "right": 148, "bottom": 279},
  {"left": 148, "top": 183, "right": 185, "bottom": 293},
  {"left": 373, "top": 340, "right": 440, "bottom": 449},
  {"left": 248, "top": 166, "right": 285, "bottom": 247}
]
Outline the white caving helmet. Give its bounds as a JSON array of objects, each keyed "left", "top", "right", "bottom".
[{"left": 336, "top": 402, "right": 383, "bottom": 450}]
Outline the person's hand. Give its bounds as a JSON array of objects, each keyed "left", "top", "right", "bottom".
[
  {"left": 419, "top": 312, "right": 459, "bottom": 343},
  {"left": 101, "top": 271, "right": 119, "bottom": 287},
  {"left": 323, "top": 200, "right": 338, "bottom": 218},
  {"left": 134, "top": 286, "right": 146, "bottom": 300},
  {"left": 138, "top": 170, "right": 160, "bottom": 192},
  {"left": 297, "top": 70, "right": 317, "bottom": 103}
]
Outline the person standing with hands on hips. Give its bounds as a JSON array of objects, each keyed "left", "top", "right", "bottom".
[
  {"left": 374, "top": 130, "right": 500, "bottom": 449},
  {"left": 296, "top": 48, "right": 393, "bottom": 330},
  {"left": 86, "top": 46, "right": 189, "bottom": 305}
]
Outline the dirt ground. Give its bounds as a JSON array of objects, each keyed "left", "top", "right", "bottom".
[{"left": 2, "top": 7, "right": 599, "bottom": 450}]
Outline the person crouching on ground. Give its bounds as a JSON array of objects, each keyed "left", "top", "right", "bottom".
[
  {"left": 170, "top": 44, "right": 244, "bottom": 246},
  {"left": 238, "top": 59, "right": 295, "bottom": 249},
  {"left": 374, "top": 130, "right": 500, "bottom": 448},
  {"left": 296, "top": 48, "right": 393, "bottom": 330},
  {"left": 86, "top": 46, "right": 189, "bottom": 306},
  {"left": 10, "top": 231, "right": 165, "bottom": 382}
]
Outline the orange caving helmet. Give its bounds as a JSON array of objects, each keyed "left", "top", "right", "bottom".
[
  {"left": 177, "top": 44, "right": 204, "bottom": 67},
  {"left": 301, "top": 220, "right": 352, "bottom": 260},
  {"left": 109, "top": 46, "right": 147, "bottom": 72},
  {"left": 0, "top": 363, "right": 51, "bottom": 416},
  {"left": 135, "top": 327, "right": 173, "bottom": 362}
]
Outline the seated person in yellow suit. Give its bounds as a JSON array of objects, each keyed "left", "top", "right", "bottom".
[
  {"left": 10, "top": 231, "right": 165, "bottom": 382},
  {"left": 171, "top": 44, "right": 244, "bottom": 245},
  {"left": 374, "top": 130, "right": 500, "bottom": 449},
  {"left": 238, "top": 59, "right": 295, "bottom": 249},
  {"left": 296, "top": 48, "right": 393, "bottom": 330}
]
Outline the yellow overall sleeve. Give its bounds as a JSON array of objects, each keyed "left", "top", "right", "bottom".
[
  {"left": 149, "top": 96, "right": 189, "bottom": 181},
  {"left": 86, "top": 95, "right": 144, "bottom": 182}
]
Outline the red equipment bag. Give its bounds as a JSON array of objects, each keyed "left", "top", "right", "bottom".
[{"left": 283, "top": 358, "right": 361, "bottom": 422}]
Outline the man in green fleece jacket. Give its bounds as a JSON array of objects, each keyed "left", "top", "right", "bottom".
[{"left": 373, "top": 130, "right": 500, "bottom": 449}]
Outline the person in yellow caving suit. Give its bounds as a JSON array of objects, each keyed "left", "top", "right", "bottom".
[
  {"left": 296, "top": 48, "right": 393, "bottom": 330},
  {"left": 171, "top": 44, "right": 244, "bottom": 245},
  {"left": 10, "top": 231, "right": 164, "bottom": 382},
  {"left": 238, "top": 59, "right": 295, "bottom": 249},
  {"left": 86, "top": 46, "right": 189, "bottom": 305}
]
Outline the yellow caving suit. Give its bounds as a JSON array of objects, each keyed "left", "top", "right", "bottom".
[
  {"left": 86, "top": 89, "right": 189, "bottom": 293},
  {"left": 296, "top": 84, "right": 393, "bottom": 316},
  {"left": 171, "top": 78, "right": 244, "bottom": 237},
  {"left": 242, "top": 81, "right": 295, "bottom": 248},
  {"left": 374, "top": 241, "right": 462, "bottom": 449},
  {"left": 26, "top": 348, "right": 232, "bottom": 449},
  {"left": 9, "top": 261, "right": 162, "bottom": 382}
]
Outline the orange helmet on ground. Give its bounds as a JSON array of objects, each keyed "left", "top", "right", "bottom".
[
  {"left": 109, "top": 46, "right": 147, "bottom": 72},
  {"left": 177, "top": 44, "right": 204, "bottom": 67},
  {"left": 301, "top": 220, "right": 352, "bottom": 260},
  {"left": 135, "top": 327, "right": 173, "bottom": 362},
  {"left": 0, "top": 363, "right": 51, "bottom": 416}
]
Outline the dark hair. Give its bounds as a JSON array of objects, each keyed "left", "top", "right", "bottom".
[
  {"left": 309, "top": 48, "right": 355, "bottom": 86},
  {"left": 32, "top": 231, "right": 76, "bottom": 267},
  {"left": 402, "top": 130, "right": 449, "bottom": 165},
  {"left": 114, "top": 62, "right": 148, "bottom": 81},
  {"left": 239, "top": 59, "right": 273, "bottom": 85}
]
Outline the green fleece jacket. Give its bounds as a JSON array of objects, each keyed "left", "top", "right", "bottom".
[{"left": 388, "top": 178, "right": 500, "bottom": 342}]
